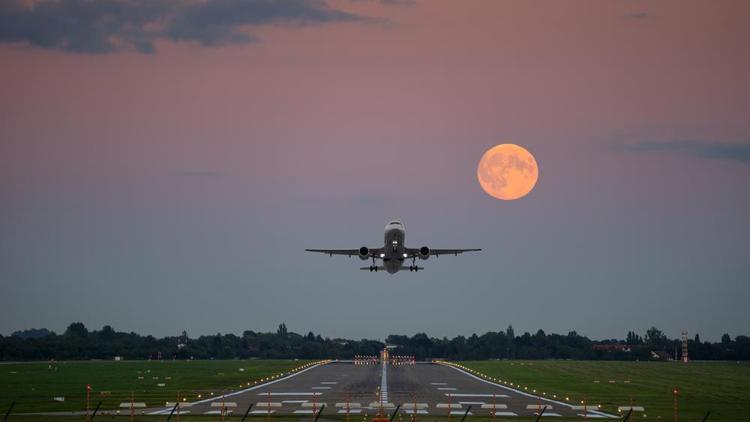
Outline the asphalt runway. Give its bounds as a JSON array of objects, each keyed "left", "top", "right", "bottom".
[{"left": 149, "top": 361, "right": 615, "bottom": 418}]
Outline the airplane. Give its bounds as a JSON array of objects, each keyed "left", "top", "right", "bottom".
[{"left": 305, "top": 220, "right": 481, "bottom": 274}]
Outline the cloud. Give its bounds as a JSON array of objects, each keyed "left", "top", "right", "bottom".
[
  {"left": 0, "top": 0, "right": 366, "bottom": 54},
  {"left": 618, "top": 140, "right": 750, "bottom": 164}
]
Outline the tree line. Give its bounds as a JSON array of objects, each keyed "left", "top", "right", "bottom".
[{"left": 1, "top": 323, "right": 748, "bottom": 361}]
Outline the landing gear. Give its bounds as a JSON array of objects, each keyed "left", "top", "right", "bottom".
[
  {"left": 369, "top": 266, "right": 378, "bottom": 272},
  {"left": 409, "top": 256, "right": 419, "bottom": 272}
]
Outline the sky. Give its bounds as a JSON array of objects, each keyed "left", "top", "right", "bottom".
[{"left": 1, "top": 0, "right": 749, "bottom": 342}]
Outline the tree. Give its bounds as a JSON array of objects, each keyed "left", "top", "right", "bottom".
[
  {"left": 65, "top": 322, "right": 88, "bottom": 338},
  {"left": 277, "top": 323, "right": 288, "bottom": 338},
  {"left": 721, "top": 333, "right": 731, "bottom": 345},
  {"left": 645, "top": 327, "right": 667, "bottom": 349},
  {"left": 506, "top": 325, "right": 515, "bottom": 340}
]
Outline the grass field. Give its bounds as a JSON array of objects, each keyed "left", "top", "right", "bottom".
[
  {"left": 461, "top": 360, "right": 750, "bottom": 421},
  {"left": 0, "top": 359, "right": 313, "bottom": 413}
]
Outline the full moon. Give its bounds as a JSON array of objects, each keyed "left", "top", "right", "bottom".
[{"left": 477, "top": 143, "right": 539, "bottom": 200}]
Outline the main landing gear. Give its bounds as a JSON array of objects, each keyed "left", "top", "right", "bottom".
[
  {"left": 409, "top": 255, "right": 419, "bottom": 272},
  {"left": 368, "top": 266, "right": 378, "bottom": 272}
]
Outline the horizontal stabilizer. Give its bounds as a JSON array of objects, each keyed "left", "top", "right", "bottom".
[{"left": 359, "top": 266, "right": 425, "bottom": 272}]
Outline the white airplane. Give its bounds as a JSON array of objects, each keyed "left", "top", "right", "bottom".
[{"left": 306, "top": 220, "right": 481, "bottom": 274}]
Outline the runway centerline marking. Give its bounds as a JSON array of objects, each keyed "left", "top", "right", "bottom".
[{"left": 380, "top": 360, "right": 388, "bottom": 404}]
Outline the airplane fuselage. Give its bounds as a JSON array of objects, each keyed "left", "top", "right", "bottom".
[{"left": 383, "top": 221, "right": 406, "bottom": 274}]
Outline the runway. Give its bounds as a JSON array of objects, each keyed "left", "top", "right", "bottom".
[{"left": 149, "top": 361, "right": 616, "bottom": 418}]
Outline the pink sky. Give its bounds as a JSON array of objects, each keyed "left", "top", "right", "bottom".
[{"left": 1, "top": 1, "right": 749, "bottom": 339}]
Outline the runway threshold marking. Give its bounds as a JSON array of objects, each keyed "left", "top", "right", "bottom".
[
  {"left": 338, "top": 409, "right": 363, "bottom": 414},
  {"left": 321, "top": 381, "right": 338, "bottom": 385},
  {"left": 281, "top": 400, "right": 308, "bottom": 404},
  {"left": 494, "top": 411, "right": 517, "bottom": 416},
  {"left": 439, "top": 363, "right": 618, "bottom": 419},
  {"left": 438, "top": 387, "right": 457, "bottom": 391},
  {"left": 431, "top": 382, "right": 448, "bottom": 385},
  {"left": 312, "top": 386, "right": 331, "bottom": 389}
]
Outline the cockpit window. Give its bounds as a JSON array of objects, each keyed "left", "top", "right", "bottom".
[{"left": 389, "top": 221, "right": 401, "bottom": 225}]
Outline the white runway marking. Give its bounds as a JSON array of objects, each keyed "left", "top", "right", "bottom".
[
  {"left": 481, "top": 404, "right": 508, "bottom": 409},
  {"left": 148, "top": 363, "right": 327, "bottom": 415},
  {"left": 450, "top": 411, "right": 472, "bottom": 415},
  {"left": 204, "top": 410, "right": 233, "bottom": 415},
  {"left": 320, "top": 381, "right": 338, "bottom": 385},
  {"left": 294, "top": 410, "right": 314, "bottom": 414},
  {"left": 438, "top": 387, "right": 457, "bottom": 391},
  {"left": 538, "top": 412, "right": 562, "bottom": 417},
  {"left": 338, "top": 409, "right": 363, "bottom": 414},
  {"left": 250, "top": 410, "right": 274, "bottom": 415},
  {"left": 527, "top": 404, "right": 554, "bottom": 410},
  {"left": 578, "top": 414, "right": 607, "bottom": 418},
  {"left": 403, "top": 410, "right": 429, "bottom": 415},
  {"left": 440, "top": 363, "right": 618, "bottom": 419},
  {"left": 459, "top": 401, "right": 485, "bottom": 405},
  {"left": 282, "top": 400, "right": 308, "bottom": 404},
  {"left": 258, "top": 392, "right": 322, "bottom": 396},
  {"left": 446, "top": 393, "right": 508, "bottom": 398},
  {"left": 431, "top": 382, "right": 448, "bottom": 385},
  {"left": 312, "top": 386, "right": 331, "bottom": 390},
  {"left": 494, "top": 411, "right": 517, "bottom": 416}
]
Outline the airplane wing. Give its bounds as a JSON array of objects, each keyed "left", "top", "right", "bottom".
[
  {"left": 405, "top": 248, "right": 481, "bottom": 257},
  {"left": 305, "top": 248, "right": 383, "bottom": 258}
]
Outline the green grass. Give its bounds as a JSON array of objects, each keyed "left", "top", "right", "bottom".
[
  {"left": 0, "top": 360, "right": 313, "bottom": 413},
  {"left": 460, "top": 360, "right": 750, "bottom": 421}
]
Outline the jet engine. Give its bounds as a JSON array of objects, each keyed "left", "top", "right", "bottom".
[
  {"left": 419, "top": 246, "right": 430, "bottom": 260},
  {"left": 359, "top": 247, "right": 370, "bottom": 260}
]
